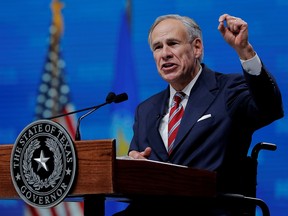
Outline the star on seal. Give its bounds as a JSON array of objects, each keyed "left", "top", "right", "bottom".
[{"left": 34, "top": 150, "right": 50, "bottom": 171}]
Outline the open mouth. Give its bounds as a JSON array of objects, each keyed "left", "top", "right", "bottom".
[{"left": 162, "top": 63, "right": 177, "bottom": 71}]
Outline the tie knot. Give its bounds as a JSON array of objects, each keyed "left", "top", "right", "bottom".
[{"left": 173, "top": 92, "right": 185, "bottom": 105}]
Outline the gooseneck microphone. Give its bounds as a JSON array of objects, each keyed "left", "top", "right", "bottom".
[
  {"left": 113, "top": 92, "right": 128, "bottom": 103},
  {"left": 74, "top": 92, "right": 128, "bottom": 141},
  {"left": 48, "top": 92, "right": 128, "bottom": 120},
  {"left": 47, "top": 92, "right": 128, "bottom": 140}
]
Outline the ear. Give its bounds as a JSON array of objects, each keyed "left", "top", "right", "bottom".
[{"left": 192, "top": 38, "right": 203, "bottom": 59}]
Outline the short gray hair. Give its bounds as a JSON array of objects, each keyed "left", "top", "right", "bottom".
[{"left": 148, "top": 14, "right": 204, "bottom": 62}]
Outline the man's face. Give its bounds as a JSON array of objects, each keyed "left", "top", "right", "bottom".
[{"left": 150, "top": 18, "right": 202, "bottom": 90}]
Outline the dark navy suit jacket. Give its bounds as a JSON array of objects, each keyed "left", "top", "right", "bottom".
[{"left": 129, "top": 63, "right": 283, "bottom": 193}]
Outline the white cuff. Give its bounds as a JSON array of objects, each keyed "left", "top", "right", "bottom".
[{"left": 240, "top": 53, "right": 262, "bottom": 75}]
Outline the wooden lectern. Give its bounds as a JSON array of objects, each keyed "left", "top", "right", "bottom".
[{"left": 0, "top": 139, "right": 216, "bottom": 215}]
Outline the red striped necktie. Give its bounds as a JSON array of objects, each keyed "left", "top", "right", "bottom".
[{"left": 168, "top": 91, "right": 185, "bottom": 155}]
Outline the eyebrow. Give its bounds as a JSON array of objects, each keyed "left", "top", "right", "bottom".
[{"left": 152, "top": 38, "right": 181, "bottom": 48}]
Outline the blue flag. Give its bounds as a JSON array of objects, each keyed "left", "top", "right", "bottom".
[
  {"left": 107, "top": 1, "right": 137, "bottom": 214},
  {"left": 110, "top": 0, "right": 138, "bottom": 157}
]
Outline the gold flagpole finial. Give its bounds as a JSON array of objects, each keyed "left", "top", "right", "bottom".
[{"left": 50, "top": 0, "right": 65, "bottom": 35}]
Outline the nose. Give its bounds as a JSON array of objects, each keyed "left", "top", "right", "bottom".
[{"left": 161, "top": 45, "right": 173, "bottom": 59}]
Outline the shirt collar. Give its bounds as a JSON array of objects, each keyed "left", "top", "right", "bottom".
[{"left": 169, "top": 64, "right": 202, "bottom": 101}]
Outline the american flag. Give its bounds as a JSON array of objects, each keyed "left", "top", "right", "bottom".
[
  {"left": 29, "top": 0, "right": 84, "bottom": 215},
  {"left": 34, "top": 0, "right": 77, "bottom": 134}
]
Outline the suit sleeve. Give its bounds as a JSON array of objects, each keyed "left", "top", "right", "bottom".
[{"left": 243, "top": 63, "right": 284, "bottom": 127}]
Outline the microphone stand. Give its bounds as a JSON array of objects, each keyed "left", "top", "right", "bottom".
[
  {"left": 74, "top": 102, "right": 108, "bottom": 141},
  {"left": 47, "top": 92, "right": 128, "bottom": 141},
  {"left": 46, "top": 103, "right": 107, "bottom": 120},
  {"left": 74, "top": 92, "right": 118, "bottom": 141}
]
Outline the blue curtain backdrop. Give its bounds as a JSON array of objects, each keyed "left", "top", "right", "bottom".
[{"left": 0, "top": 0, "right": 287, "bottom": 215}]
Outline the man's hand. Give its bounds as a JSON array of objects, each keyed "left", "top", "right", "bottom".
[
  {"left": 128, "top": 147, "right": 152, "bottom": 159},
  {"left": 218, "top": 13, "right": 255, "bottom": 60}
]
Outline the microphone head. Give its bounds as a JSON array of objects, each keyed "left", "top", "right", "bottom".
[
  {"left": 114, "top": 93, "right": 128, "bottom": 103},
  {"left": 106, "top": 92, "right": 116, "bottom": 104}
]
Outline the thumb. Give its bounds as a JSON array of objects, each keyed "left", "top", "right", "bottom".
[{"left": 140, "top": 147, "right": 152, "bottom": 158}]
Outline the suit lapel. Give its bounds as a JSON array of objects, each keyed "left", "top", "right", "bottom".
[
  {"left": 173, "top": 66, "right": 219, "bottom": 152},
  {"left": 147, "top": 88, "right": 170, "bottom": 160}
]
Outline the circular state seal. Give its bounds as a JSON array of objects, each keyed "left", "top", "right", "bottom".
[{"left": 10, "top": 119, "right": 77, "bottom": 208}]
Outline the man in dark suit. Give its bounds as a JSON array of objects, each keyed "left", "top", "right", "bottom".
[{"left": 116, "top": 13, "right": 284, "bottom": 215}]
